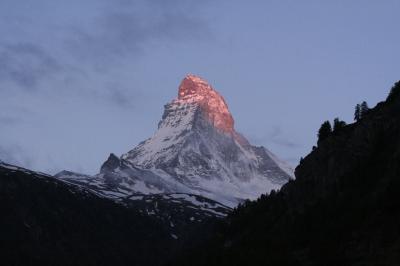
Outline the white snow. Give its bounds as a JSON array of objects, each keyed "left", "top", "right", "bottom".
[
  {"left": 129, "top": 195, "right": 144, "bottom": 200},
  {"left": 51, "top": 78, "right": 294, "bottom": 213},
  {"left": 264, "top": 148, "right": 296, "bottom": 178},
  {"left": 0, "top": 162, "right": 51, "bottom": 177},
  {"left": 131, "top": 180, "right": 164, "bottom": 194},
  {"left": 122, "top": 101, "right": 198, "bottom": 167}
]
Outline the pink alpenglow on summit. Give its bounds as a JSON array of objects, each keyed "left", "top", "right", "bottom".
[
  {"left": 177, "top": 75, "right": 234, "bottom": 134},
  {"left": 118, "top": 74, "right": 294, "bottom": 206},
  {"left": 57, "top": 74, "right": 295, "bottom": 208}
]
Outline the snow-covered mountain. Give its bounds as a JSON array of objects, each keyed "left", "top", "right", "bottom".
[
  {"left": 56, "top": 74, "right": 294, "bottom": 207},
  {"left": 55, "top": 169, "right": 231, "bottom": 219}
]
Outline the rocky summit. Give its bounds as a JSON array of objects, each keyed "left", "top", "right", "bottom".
[
  {"left": 177, "top": 74, "right": 235, "bottom": 134},
  {"left": 56, "top": 75, "right": 293, "bottom": 207}
]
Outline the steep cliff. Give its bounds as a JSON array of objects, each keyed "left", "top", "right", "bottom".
[
  {"left": 56, "top": 75, "right": 293, "bottom": 207},
  {"left": 174, "top": 83, "right": 400, "bottom": 266}
]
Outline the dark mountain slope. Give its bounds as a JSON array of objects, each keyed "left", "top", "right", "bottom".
[
  {"left": 174, "top": 83, "right": 400, "bottom": 266},
  {"left": 0, "top": 163, "right": 174, "bottom": 266}
]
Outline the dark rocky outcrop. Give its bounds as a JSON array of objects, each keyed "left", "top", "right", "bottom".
[
  {"left": 173, "top": 83, "right": 400, "bottom": 266},
  {"left": 100, "top": 153, "right": 122, "bottom": 173}
]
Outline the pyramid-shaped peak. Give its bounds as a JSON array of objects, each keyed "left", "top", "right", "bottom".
[
  {"left": 178, "top": 74, "right": 214, "bottom": 100},
  {"left": 175, "top": 74, "right": 235, "bottom": 134}
]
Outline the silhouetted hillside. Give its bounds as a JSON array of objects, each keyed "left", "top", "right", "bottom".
[
  {"left": 3, "top": 82, "right": 400, "bottom": 266},
  {"left": 0, "top": 163, "right": 174, "bottom": 266},
  {"left": 173, "top": 82, "right": 400, "bottom": 266}
]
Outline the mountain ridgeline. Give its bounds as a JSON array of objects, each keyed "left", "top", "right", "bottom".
[
  {"left": 56, "top": 75, "right": 293, "bottom": 207},
  {"left": 0, "top": 74, "right": 294, "bottom": 266},
  {"left": 172, "top": 81, "right": 400, "bottom": 266},
  {"left": 1, "top": 78, "right": 400, "bottom": 266}
]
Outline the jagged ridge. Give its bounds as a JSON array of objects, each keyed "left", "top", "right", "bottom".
[{"left": 56, "top": 74, "right": 294, "bottom": 207}]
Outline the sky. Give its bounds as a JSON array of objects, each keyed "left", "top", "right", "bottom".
[{"left": 0, "top": 0, "right": 399, "bottom": 175}]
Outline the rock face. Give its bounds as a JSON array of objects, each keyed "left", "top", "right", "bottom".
[
  {"left": 177, "top": 74, "right": 234, "bottom": 133},
  {"left": 57, "top": 75, "right": 293, "bottom": 207},
  {"left": 100, "top": 153, "right": 121, "bottom": 173}
]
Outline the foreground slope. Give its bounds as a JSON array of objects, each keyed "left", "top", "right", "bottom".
[
  {"left": 174, "top": 83, "right": 400, "bottom": 266},
  {"left": 55, "top": 169, "right": 232, "bottom": 233},
  {"left": 0, "top": 162, "right": 176, "bottom": 266}
]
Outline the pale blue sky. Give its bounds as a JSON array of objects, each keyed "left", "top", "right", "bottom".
[{"left": 0, "top": 0, "right": 398, "bottom": 174}]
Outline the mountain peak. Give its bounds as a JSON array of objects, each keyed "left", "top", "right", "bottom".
[
  {"left": 177, "top": 74, "right": 234, "bottom": 133},
  {"left": 178, "top": 74, "right": 214, "bottom": 100},
  {"left": 58, "top": 75, "right": 293, "bottom": 208}
]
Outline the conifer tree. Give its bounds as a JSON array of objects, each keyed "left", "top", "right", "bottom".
[
  {"left": 318, "top": 121, "right": 332, "bottom": 144},
  {"left": 333, "top": 118, "right": 346, "bottom": 132},
  {"left": 387, "top": 81, "right": 400, "bottom": 102},
  {"left": 354, "top": 104, "right": 361, "bottom": 121},
  {"left": 360, "top": 101, "right": 369, "bottom": 118}
]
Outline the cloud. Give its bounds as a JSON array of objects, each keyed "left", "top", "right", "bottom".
[
  {"left": 104, "top": 82, "right": 138, "bottom": 109},
  {"left": 283, "top": 156, "right": 300, "bottom": 167},
  {"left": 0, "top": 42, "right": 62, "bottom": 90},
  {"left": 0, "top": 115, "right": 23, "bottom": 126},
  {"left": 0, "top": 144, "right": 33, "bottom": 169},
  {"left": 0, "top": 0, "right": 213, "bottom": 109},
  {"left": 267, "top": 126, "right": 299, "bottom": 149},
  {"left": 65, "top": 0, "right": 211, "bottom": 67},
  {"left": 0, "top": 143, "right": 75, "bottom": 174},
  {"left": 247, "top": 126, "right": 300, "bottom": 168},
  {"left": 250, "top": 126, "right": 299, "bottom": 149},
  {"left": 64, "top": 0, "right": 213, "bottom": 108}
]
